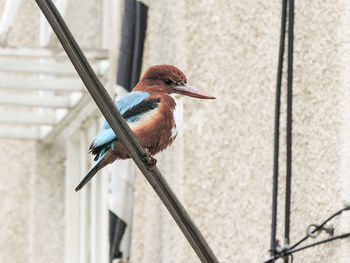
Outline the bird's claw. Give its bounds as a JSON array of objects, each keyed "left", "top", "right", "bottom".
[{"left": 143, "top": 148, "right": 157, "bottom": 170}]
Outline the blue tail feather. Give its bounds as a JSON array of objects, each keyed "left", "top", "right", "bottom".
[{"left": 75, "top": 149, "right": 109, "bottom": 191}]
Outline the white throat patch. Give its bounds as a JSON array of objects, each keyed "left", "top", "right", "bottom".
[{"left": 170, "top": 94, "right": 183, "bottom": 139}]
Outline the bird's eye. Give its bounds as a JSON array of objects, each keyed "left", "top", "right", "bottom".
[{"left": 164, "top": 79, "right": 172, "bottom": 85}]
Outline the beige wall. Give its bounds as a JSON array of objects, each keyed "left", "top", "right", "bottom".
[
  {"left": 131, "top": 0, "right": 350, "bottom": 262},
  {"left": 0, "top": 139, "right": 33, "bottom": 263},
  {"left": 0, "top": 139, "right": 65, "bottom": 263}
]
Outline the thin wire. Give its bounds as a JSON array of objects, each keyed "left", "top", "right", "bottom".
[
  {"left": 284, "top": 1, "right": 294, "bottom": 263},
  {"left": 270, "top": 0, "right": 288, "bottom": 259},
  {"left": 286, "top": 232, "right": 350, "bottom": 255},
  {"left": 289, "top": 206, "right": 350, "bottom": 250},
  {"left": 263, "top": 207, "right": 350, "bottom": 261},
  {"left": 263, "top": 232, "right": 350, "bottom": 262}
]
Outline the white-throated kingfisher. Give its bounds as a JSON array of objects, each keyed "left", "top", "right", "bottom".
[{"left": 75, "top": 65, "right": 215, "bottom": 191}]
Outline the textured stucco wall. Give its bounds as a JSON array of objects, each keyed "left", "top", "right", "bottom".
[
  {"left": 0, "top": 139, "right": 65, "bottom": 263},
  {"left": 131, "top": 0, "right": 350, "bottom": 262},
  {"left": 50, "top": 0, "right": 103, "bottom": 49},
  {"left": 0, "top": 139, "right": 34, "bottom": 263},
  {"left": 30, "top": 140, "right": 66, "bottom": 263}
]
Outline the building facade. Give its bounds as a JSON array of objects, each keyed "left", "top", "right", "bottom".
[{"left": 0, "top": 0, "right": 350, "bottom": 263}]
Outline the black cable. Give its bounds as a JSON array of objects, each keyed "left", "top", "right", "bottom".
[
  {"left": 270, "top": 0, "right": 288, "bottom": 259},
  {"left": 289, "top": 206, "right": 350, "bottom": 251},
  {"left": 264, "top": 232, "right": 350, "bottom": 262},
  {"left": 266, "top": 1, "right": 350, "bottom": 261},
  {"left": 284, "top": 1, "right": 294, "bottom": 263},
  {"left": 286, "top": 232, "right": 350, "bottom": 255},
  {"left": 264, "top": 206, "right": 350, "bottom": 262}
]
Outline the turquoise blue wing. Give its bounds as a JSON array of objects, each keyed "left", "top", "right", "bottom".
[{"left": 89, "top": 91, "right": 151, "bottom": 150}]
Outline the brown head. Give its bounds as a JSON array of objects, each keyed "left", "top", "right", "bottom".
[{"left": 133, "top": 65, "right": 215, "bottom": 99}]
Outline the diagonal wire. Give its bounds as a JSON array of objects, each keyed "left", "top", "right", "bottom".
[
  {"left": 264, "top": 232, "right": 350, "bottom": 263},
  {"left": 263, "top": 206, "right": 350, "bottom": 262},
  {"left": 289, "top": 206, "right": 350, "bottom": 251},
  {"left": 286, "top": 232, "right": 350, "bottom": 255},
  {"left": 34, "top": 0, "right": 219, "bottom": 262}
]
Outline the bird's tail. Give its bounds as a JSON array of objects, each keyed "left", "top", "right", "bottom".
[{"left": 75, "top": 149, "right": 108, "bottom": 192}]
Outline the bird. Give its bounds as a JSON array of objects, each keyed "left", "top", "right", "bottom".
[{"left": 75, "top": 65, "right": 215, "bottom": 191}]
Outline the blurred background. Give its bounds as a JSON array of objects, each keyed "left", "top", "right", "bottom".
[{"left": 0, "top": 0, "right": 350, "bottom": 262}]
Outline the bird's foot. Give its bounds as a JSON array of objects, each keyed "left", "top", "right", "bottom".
[{"left": 143, "top": 148, "right": 157, "bottom": 170}]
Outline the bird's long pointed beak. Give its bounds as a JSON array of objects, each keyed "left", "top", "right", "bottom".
[{"left": 175, "top": 84, "right": 215, "bottom": 99}]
